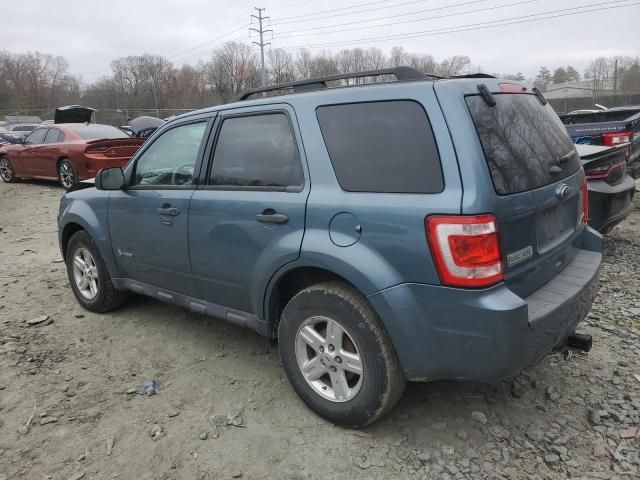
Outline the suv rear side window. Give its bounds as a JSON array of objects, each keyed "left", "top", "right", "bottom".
[
  {"left": 24, "top": 128, "right": 47, "bottom": 145},
  {"left": 210, "top": 113, "right": 303, "bottom": 189},
  {"left": 316, "top": 101, "right": 443, "bottom": 194},
  {"left": 466, "top": 94, "right": 580, "bottom": 195}
]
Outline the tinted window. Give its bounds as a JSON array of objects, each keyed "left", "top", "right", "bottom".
[
  {"left": 316, "top": 101, "right": 443, "bottom": 193},
  {"left": 24, "top": 128, "right": 47, "bottom": 145},
  {"left": 134, "top": 122, "right": 207, "bottom": 186},
  {"left": 69, "top": 124, "right": 129, "bottom": 140},
  {"left": 210, "top": 114, "right": 303, "bottom": 188},
  {"left": 44, "top": 128, "right": 62, "bottom": 143},
  {"left": 466, "top": 94, "right": 580, "bottom": 195}
]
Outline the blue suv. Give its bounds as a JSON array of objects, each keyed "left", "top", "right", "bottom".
[{"left": 58, "top": 68, "right": 602, "bottom": 426}]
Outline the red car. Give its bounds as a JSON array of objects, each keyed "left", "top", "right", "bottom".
[{"left": 0, "top": 119, "right": 144, "bottom": 189}]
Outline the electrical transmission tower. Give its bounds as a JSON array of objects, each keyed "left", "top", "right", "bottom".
[{"left": 250, "top": 7, "right": 272, "bottom": 87}]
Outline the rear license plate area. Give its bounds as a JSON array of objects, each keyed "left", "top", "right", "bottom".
[{"left": 536, "top": 200, "right": 576, "bottom": 252}]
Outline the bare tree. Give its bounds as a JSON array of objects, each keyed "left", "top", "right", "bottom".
[
  {"left": 295, "top": 48, "right": 313, "bottom": 79},
  {"left": 268, "top": 49, "right": 295, "bottom": 84},
  {"left": 437, "top": 55, "right": 471, "bottom": 77}
]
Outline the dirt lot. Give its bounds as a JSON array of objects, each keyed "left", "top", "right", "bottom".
[{"left": 0, "top": 180, "right": 639, "bottom": 480}]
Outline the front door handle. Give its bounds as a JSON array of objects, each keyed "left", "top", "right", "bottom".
[
  {"left": 256, "top": 209, "right": 289, "bottom": 224},
  {"left": 158, "top": 205, "right": 180, "bottom": 216}
]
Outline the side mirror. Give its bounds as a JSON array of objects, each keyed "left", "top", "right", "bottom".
[{"left": 95, "top": 167, "right": 125, "bottom": 191}]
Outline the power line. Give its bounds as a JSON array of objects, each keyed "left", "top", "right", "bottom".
[
  {"left": 274, "top": 0, "right": 541, "bottom": 39},
  {"left": 168, "top": 23, "right": 250, "bottom": 62},
  {"left": 272, "top": 0, "right": 424, "bottom": 23},
  {"left": 267, "top": 0, "right": 310, "bottom": 10},
  {"left": 274, "top": 0, "right": 640, "bottom": 50},
  {"left": 271, "top": 0, "right": 433, "bottom": 25},
  {"left": 172, "top": 31, "right": 251, "bottom": 65},
  {"left": 163, "top": 16, "right": 248, "bottom": 58}
]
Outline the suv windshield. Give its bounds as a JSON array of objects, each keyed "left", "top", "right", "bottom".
[
  {"left": 69, "top": 124, "right": 129, "bottom": 140},
  {"left": 466, "top": 93, "right": 580, "bottom": 195}
]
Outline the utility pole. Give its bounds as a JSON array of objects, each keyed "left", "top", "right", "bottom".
[{"left": 251, "top": 7, "right": 272, "bottom": 87}]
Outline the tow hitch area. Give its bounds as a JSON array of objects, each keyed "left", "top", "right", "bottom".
[{"left": 567, "top": 333, "right": 593, "bottom": 352}]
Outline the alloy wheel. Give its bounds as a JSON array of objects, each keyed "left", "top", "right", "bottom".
[
  {"left": 295, "top": 315, "right": 364, "bottom": 402},
  {"left": 59, "top": 161, "right": 75, "bottom": 189},
  {"left": 72, "top": 247, "right": 99, "bottom": 300},
  {"left": 0, "top": 158, "right": 13, "bottom": 182}
]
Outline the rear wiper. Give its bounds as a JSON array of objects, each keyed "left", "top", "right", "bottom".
[
  {"left": 532, "top": 87, "right": 547, "bottom": 105},
  {"left": 557, "top": 151, "right": 576, "bottom": 164},
  {"left": 477, "top": 83, "right": 496, "bottom": 107}
]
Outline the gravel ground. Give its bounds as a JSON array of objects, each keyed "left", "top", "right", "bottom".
[{"left": 0, "top": 179, "right": 639, "bottom": 480}]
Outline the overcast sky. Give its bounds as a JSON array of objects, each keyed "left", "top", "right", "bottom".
[{"left": 3, "top": 0, "right": 639, "bottom": 83}]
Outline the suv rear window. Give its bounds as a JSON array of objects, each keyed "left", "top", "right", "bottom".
[
  {"left": 466, "top": 94, "right": 580, "bottom": 195},
  {"left": 317, "top": 101, "right": 443, "bottom": 193},
  {"left": 69, "top": 124, "right": 129, "bottom": 140}
]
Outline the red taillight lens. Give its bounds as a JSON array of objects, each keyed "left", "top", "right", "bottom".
[
  {"left": 426, "top": 214, "right": 503, "bottom": 288},
  {"left": 580, "top": 179, "right": 589, "bottom": 225},
  {"left": 584, "top": 158, "right": 627, "bottom": 180},
  {"left": 86, "top": 145, "right": 109, "bottom": 154},
  {"left": 602, "top": 132, "right": 631, "bottom": 146}
]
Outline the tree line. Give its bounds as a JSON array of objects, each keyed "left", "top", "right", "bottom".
[
  {"left": 533, "top": 56, "right": 640, "bottom": 92},
  {"left": 1, "top": 44, "right": 639, "bottom": 119},
  {"left": 0, "top": 44, "right": 472, "bottom": 116}
]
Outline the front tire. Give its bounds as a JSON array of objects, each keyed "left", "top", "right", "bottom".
[
  {"left": 278, "top": 281, "right": 406, "bottom": 427},
  {"left": 66, "top": 231, "right": 128, "bottom": 313},
  {"left": 58, "top": 159, "right": 77, "bottom": 190},
  {"left": 0, "top": 157, "right": 16, "bottom": 183}
]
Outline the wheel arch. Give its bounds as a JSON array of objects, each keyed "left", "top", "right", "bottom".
[
  {"left": 60, "top": 221, "right": 85, "bottom": 260},
  {"left": 58, "top": 205, "right": 119, "bottom": 278},
  {"left": 264, "top": 264, "right": 373, "bottom": 339}
]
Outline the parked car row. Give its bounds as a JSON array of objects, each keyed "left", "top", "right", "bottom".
[
  {"left": 560, "top": 105, "right": 640, "bottom": 178},
  {"left": 0, "top": 105, "right": 158, "bottom": 189},
  {"left": 57, "top": 67, "right": 602, "bottom": 426},
  {"left": 0, "top": 106, "right": 150, "bottom": 189}
]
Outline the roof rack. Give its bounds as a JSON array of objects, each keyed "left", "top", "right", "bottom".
[
  {"left": 450, "top": 73, "right": 496, "bottom": 79},
  {"left": 233, "top": 66, "right": 442, "bottom": 101}
]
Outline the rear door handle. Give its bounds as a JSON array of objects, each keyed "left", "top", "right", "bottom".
[
  {"left": 158, "top": 206, "right": 180, "bottom": 216},
  {"left": 256, "top": 210, "right": 289, "bottom": 224}
]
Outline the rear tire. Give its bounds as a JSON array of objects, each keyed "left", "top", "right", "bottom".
[
  {"left": 0, "top": 157, "right": 16, "bottom": 183},
  {"left": 66, "top": 230, "right": 128, "bottom": 313},
  {"left": 278, "top": 281, "right": 406, "bottom": 427},
  {"left": 58, "top": 159, "right": 77, "bottom": 190}
]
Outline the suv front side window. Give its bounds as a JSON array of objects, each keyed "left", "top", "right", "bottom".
[
  {"left": 210, "top": 113, "right": 303, "bottom": 189},
  {"left": 133, "top": 122, "right": 207, "bottom": 187}
]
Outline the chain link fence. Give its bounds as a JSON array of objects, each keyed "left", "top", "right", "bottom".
[{"left": 0, "top": 108, "right": 198, "bottom": 127}]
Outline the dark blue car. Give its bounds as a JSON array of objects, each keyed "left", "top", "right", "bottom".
[{"left": 58, "top": 67, "right": 602, "bottom": 426}]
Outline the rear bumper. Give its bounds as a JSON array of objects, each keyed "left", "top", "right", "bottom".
[
  {"left": 368, "top": 228, "right": 602, "bottom": 382},
  {"left": 588, "top": 175, "right": 636, "bottom": 232}
]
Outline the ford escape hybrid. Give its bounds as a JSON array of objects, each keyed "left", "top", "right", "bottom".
[{"left": 58, "top": 67, "right": 602, "bottom": 426}]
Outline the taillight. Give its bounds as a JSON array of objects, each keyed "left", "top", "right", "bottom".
[
  {"left": 86, "top": 145, "right": 109, "bottom": 154},
  {"left": 426, "top": 214, "right": 503, "bottom": 288},
  {"left": 602, "top": 132, "right": 631, "bottom": 146},
  {"left": 584, "top": 157, "right": 627, "bottom": 181},
  {"left": 579, "top": 180, "right": 589, "bottom": 225}
]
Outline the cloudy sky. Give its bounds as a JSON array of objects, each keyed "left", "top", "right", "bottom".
[{"left": 3, "top": 0, "right": 639, "bottom": 82}]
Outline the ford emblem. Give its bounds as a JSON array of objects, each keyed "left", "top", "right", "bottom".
[{"left": 556, "top": 183, "right": 570, "bottom": 200}]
